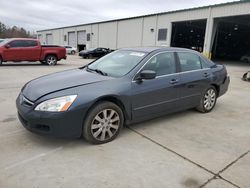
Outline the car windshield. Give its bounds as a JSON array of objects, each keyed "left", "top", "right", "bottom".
[
  {"left": 87, "top": 50, "right": 147, "bottom": 77},
  {"left": 0, "top": 39, "right": 9, "bottom": 46}
]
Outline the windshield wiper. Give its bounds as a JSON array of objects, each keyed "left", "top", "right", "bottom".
[{"left": 86, "top": 66, "right": 108, "bottom": 76}]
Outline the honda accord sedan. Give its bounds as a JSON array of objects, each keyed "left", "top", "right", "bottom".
[{"left": 16, "top": 47, "right": 230, "bottom": 144}]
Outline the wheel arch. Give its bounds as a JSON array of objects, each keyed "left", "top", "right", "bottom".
[
  {"left": 211, "top": 84, "right": 220, "bottom": 96},
  {"left": 44, "top": 53, "right": 58, "bottom": 60},
  {"left": 80, "top": 95, "right": 129, "bottom": 137},
  {"left": 94, "top": 96, "right": 129, "bottom": 120},
  {"left": 83, "top": 95, "right": 130, "bottom": 126}
]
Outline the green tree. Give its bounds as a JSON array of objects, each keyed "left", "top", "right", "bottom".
[{"left": 0, "top": 21, "right": 33, "bottom": 38}]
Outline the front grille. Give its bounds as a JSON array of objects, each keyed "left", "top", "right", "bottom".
[{"left": 36, "top": 124, "right": 50, "bottom": 132}]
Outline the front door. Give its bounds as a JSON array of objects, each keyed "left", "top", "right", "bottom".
[
  {"left": 131, "top": 52, "right": 181, "bottom": 119},
  {"left": 22, "top": 40, "right": 41, "bottom": 61},
  {"left": 3, "top": 40, "right": 24, "bottom": 61}
]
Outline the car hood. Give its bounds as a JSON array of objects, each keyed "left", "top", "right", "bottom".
[{"left": 22, "top": 68, "right": 112, "bottom": 101}]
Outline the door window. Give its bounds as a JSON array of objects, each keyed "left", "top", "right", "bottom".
[
  {"left": 8, "top": 40, "right": 26, "bottom": 48},
  {"left": 25, "top": 41, "right": 38, "bottom": 47},
  {"left": 8, "top": 40, "right": 37, "bottom": 48},
  {"left": 142, "top": 52, "right": 176, "bottom": 76},
  {"left": 177, "top": 52, "right": 202, "bottom": 72}
]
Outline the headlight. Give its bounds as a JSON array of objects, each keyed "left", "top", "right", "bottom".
[{"left": 35, "top": 95, "right": 77, "bottom": 112}]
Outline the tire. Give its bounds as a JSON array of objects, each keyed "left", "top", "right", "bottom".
[
  {"left": 71, "top": 50, "right": 76, "bottom": 55},
  {"left": 45, "top": 55, "right": 57, "bottom": 66},
  {"left": 0, "top": 56, "right": 3, "bottom": 65},
  {"left": 196, "top": 86, "right": 217, "bottom": 113},
  {"left": 40, "top": 61, "right": 46, "bottom": 65},
  {"left": 83, "top": 101, "right": 124, "bottom": 144},
  {"left": 88, "top": 54, "right": 93, "bottom": 59},
  {"left": 242, "top": 71, "right": 250, "bottom": 82}
]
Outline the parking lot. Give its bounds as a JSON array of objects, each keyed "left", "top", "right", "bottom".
[{"left": 0, "top": 55, "right": 249, "bottom": 188}]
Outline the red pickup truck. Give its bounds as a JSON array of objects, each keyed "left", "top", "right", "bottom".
[{"left": 0, "top": 38, "right": 66, "bottom": 65}]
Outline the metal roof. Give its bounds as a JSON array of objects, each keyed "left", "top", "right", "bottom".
[{"left": 37, "top": 0, "right": 245, "bottom": 32}]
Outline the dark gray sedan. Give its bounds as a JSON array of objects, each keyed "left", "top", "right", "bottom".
[{"left": 16, "top": 47, "right": 230, "bottom": 144}]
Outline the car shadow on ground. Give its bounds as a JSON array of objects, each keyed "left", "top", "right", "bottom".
[{"left": 18, "top": 103, "right": 222, "bottom": 148}]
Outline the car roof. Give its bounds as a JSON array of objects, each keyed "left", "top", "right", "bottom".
[
  {"left": 120, "top": 47, "right": 195, "bottom": 53},
  {"left": 7, "top": 38, "right": 38, "bottom": 41}
]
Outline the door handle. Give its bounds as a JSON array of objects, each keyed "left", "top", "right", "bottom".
[
  {"left": 203, "top": 72, "right": 210, "bottom": 77},
  {"left": 170, "top": 79, "right": 179, "bottom": 84}
]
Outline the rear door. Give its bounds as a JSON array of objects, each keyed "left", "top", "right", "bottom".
[
  {"left": 22, "top": 40, "right": 41, "bottom": 61},
  {"left": 131, "top": 52, "right": 181, "bottom": 119},
  {"left": 176, "top": 52, "right": 212, "bottom": 108}
]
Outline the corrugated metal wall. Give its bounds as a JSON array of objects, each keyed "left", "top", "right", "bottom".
[{"left": 37, "top": 1, "right": 250, "bottom": 52}]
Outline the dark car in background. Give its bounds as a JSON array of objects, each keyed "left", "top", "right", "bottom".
[
  {"left": 16, "top": 47, "right": 229, "bottom": 144},
  {"left": 79, "top": 47, "right": 113, "bottom": 58}
]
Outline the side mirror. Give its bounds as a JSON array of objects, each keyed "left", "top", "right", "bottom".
[
  {"left": 137, "top": 70, "right": 156, "bottom": 81},
  {"left": 5, "top": 44, "right": 10, "bottom": 49}
]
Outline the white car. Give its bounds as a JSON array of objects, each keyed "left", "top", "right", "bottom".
[
  {"left": 0, "top": 39, "right": 5, "bottom": 43},
  {"left": 64, "top": 46, "right": 77, "bottom": 55},
  {"left": 240, "top": 54, "right": 250, "bottom": 63}
]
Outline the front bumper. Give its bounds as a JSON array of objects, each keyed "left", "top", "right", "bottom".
[{"left": 16, "top": 94, "right": 84, "bottom": 138}]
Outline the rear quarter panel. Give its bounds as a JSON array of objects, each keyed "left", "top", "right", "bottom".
[
  {"left": 211, "top": 64, "right": 229, "bottom": 97},
  {"left": 40, "top": 47, "right": 66, "bottom": 60}
]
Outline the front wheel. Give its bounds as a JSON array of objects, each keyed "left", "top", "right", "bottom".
[
  {"left": 45, "top": 55, "right": 57, "bottom": 66},
  {"left": 71, "top": 50, "right": 76, "bottom": 55},
  {"left": 196, "top": 86, "right": 217, "bottom": 113},
  {"left": 83, "top": 102, "right": 124, "bottom": 144}
]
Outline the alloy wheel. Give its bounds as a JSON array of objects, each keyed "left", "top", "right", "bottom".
[
  {"left": 203, "top": 88, "right": 216, "bottom": 111},
  {"left": 47, "top": 56, "right": 57, "bottom": 65},
  {"left": 91, "top": 109, "right": 120, "bottom": 141}
]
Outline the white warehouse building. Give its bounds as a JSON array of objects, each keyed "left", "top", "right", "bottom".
[{"left": 37, "top": 1, "right": 250, "bottom": 60}]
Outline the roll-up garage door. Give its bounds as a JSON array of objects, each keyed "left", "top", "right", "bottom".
[
  {"left": 77, "top": 31, "right": 86, "bottom": 45},
  {"left": 38, "top": 35, "right": 43, "bottom": 43},
  {"left": 68, "top": 32, "right": 76, "bottom": 47},
  {"left": 46, "top": 34, "right": 53, "bottom": 45}
]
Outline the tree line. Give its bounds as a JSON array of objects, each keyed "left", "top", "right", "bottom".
[{"left": 0, "top": 21, "right": 33, "bottom": 38}]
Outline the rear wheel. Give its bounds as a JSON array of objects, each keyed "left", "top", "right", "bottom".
[
  {"left": 71, "top": 50, "right": 76, "bottom": 55},
  {"left": 83, "top": 102, "right": 124, "bottom": 144},
  {"left": 196, "top": 86, "right": 217, "bottom": 113},
  {"left": 45, "top": 55, "right": 57, "bottom": 66}
]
